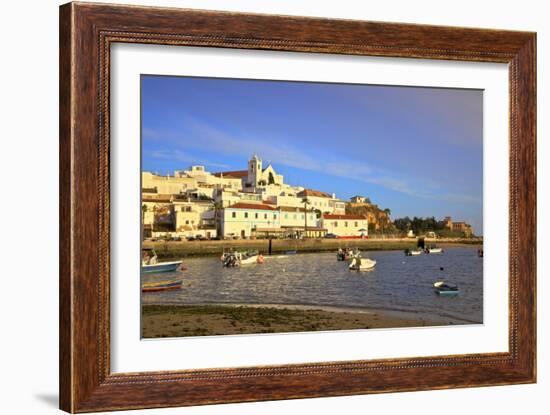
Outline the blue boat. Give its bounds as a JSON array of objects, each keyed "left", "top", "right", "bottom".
[
  {"left": 142, "top": 248, "right": 183, "bottom": 274},
  {"left": 142, "top": 261, "right": 182, "bottom": 274},
  {"left": 433, "top": 281, "right": 459, "bottom": 295}
]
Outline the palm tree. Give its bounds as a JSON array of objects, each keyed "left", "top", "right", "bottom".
[
  {"left": 213, "top": 201, "right": 223, "bottom": 236},
  {"left": 302, "top": 197, "right": 310, "bottom": 238},
  {"left": 141, "top": 204, "right": 148, "bottom": 240}
]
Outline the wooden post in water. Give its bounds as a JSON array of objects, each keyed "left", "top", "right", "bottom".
[{"left": 268, "top": 236, "right": 273, "bottom": 255}]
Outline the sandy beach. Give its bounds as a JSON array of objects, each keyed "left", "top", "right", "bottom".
[{"left": 141, "top": 303, "right": 446, "bottom": 338}]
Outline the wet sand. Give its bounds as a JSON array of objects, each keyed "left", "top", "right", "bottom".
[{"left": 141, "top": 303, "right": 445, "bottom": 338}]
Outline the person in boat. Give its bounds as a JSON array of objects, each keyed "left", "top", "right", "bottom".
[{"left": 142, "top": 250, "right": 158, "bottom": 265}]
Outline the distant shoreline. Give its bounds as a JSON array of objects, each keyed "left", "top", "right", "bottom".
[
  {"left": 141, "top": 303, "right": 454, "bottom": 338},
  {"left": 143, "top": 238, "right": 482, "bottom": 258}
]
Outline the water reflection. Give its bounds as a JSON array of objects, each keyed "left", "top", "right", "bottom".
[{"left": 142, "top": 247, "right": 483, "bottom": 324}]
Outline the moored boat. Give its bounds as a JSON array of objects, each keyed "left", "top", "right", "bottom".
[
  {"left": 142, "top": 279, "right": 183, "bottom": 292},
  {"left": 348, "top": 251, "right": 376, "bottom": 271},
  {"left": 425, "top": 246, "right": 443, "bottom": 254},
  {"left": 433, "top": 281, "right": 459, "bottom": 295},
  {"left": 404, "top": 248, "right": 423, "bottom": 256},
  {"left": 349, "top": 257, "right": 377, "bottom": 271},
  {"left": 221, "top": 251, "right": 263, "bottom": 267},
  {"left": 141, "top": 248, "right": 183, "bottom": 273}
]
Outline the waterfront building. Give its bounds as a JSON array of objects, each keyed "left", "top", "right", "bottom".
[
  {"left": 444, "top": 216, "right": 474, "bottom": 237},
  {"left": 322, "top": 214, "right": 369, "bottom": 237},
  {"left": 221, "top": 202, "right": 281, "bottom": 239},
  {"left": 278, "top": 206, "right": 326, "bottom": 238}
]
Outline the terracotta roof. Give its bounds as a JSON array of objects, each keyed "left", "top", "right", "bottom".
[
  {"left": 323, "top": 214, "right": 367, "bottom": 220},
  {"left": 213, "top": 170, "right": 248, "bottom": 178},
  {"left": 262, "top": 200, "right": 277, "bottom": 205},
  {"left": 297, "top": 189, "right": 332, "bottom": 198},
  {"left": 226, "top": 203, "right": 276, "bottom": 211}
]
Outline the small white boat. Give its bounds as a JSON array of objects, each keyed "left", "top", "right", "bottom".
[
  {"left": 222, "top": 251, "right": 263, "bottom": 267},
  {"left": 425, "top": 247, "right": 443, "bottom": 254},
  {"left": 238, "top": 253, "right": 259, "bottom": 265},
  {"left": 349, "top": 256, "right": 377, "bottom": 271},
  {"left": 405, "top": 248, "right": 423, "bottom": 256}
]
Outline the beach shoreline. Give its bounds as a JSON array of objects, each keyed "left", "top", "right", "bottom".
[{"left": 141, "top": 303, "right": 455, "bottom": 338}]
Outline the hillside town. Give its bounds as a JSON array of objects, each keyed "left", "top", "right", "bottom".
[{"left": 142, "top": 154, "right": 473, "bottom": 240}]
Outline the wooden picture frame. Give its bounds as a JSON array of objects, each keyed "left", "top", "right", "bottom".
[{"left": 59, "top": 2, "right": 536, "bottom": 412}]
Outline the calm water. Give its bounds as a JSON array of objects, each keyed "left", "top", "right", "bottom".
[{"left": 142, "top": 247, "right": 483, "bottom": 325}]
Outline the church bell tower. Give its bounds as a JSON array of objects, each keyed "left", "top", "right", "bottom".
[{"left": 248, "top": 154, "right": 262, "bottom": 186}]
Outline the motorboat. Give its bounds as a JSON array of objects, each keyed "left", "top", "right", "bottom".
[
  {"left": 433, "top": 281, "right": 459, "bottom": 295},
  {"left": 239, "top": 251, "right": 259, "bottom": 265},
  {"left": 141, "top": 248, "right": 183, "bottom": 273},
  {"left": 142, "top": 279, "right": 183, "bottom": 292},
  {"left": 349, "top": 253, "right": 377, "bottom": 271},
  {"left": 349, "top": 256, "right": 376, "bottom": 271},
  {"left": 425, "top": 246, "right": 444, "bottom": 254},
  {"left": 336, "top": 249, "right": 346, "bottom": 261},
  {"left": 221, "top": 251, "right": 263, "bottom": 267},
  {"left": 404, "top": 248, "right": 423, "bottom": 256}
]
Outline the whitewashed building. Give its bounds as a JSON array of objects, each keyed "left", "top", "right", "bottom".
[
  {"left": 322, "top": 214, "right": 369, "bottom": 237},
  {"left": 221, "top": 203, "right": 280, "bottom": 239}
]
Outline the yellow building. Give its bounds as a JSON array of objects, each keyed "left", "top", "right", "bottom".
[{"left": 322, "top": 214, "right": 369, "bottom": 237}]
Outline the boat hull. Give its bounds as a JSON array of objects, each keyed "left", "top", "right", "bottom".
[
  {"left": 349, "top": 258, "right": 377, "bottom": 271},
  {"left": 240, "top": 255, "right": 258, "bottom": 265},
  {"left": 142, "top": 279, "right": 183, "bottom": 292},
  {"left": 141, "top": 261, "right": 182, "bottom": 274},
  {"left": 435, "top": 290, "right": 459, "bottom": 296}
]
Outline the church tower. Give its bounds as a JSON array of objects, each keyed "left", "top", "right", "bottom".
[{"left": 248, "top": 154, "right": 262, "bottom": 186}]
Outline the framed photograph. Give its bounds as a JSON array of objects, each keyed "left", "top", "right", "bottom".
[{"left": 59, "top": 2, "right": 536, "bottom": 412}]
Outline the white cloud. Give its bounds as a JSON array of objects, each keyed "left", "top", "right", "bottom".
[{"left": 143, "top": 117, "right": 479, "bottom": 204}]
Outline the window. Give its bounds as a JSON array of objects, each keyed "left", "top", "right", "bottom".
[
  {"left": 231, "top": 212, "right": 236, "bottom": 218},
  {"left": 345, "top": 222, "right": 348, "bottom": 227},
  {"left": 264, "top": 213, "right": 268, "bottom": 219},
  {"left": 293, "top": 214, "right": 297, "bottom": 219},
  {"left": 334, "top": 222, "right": 338, "bottom": 227},
  {"left": 355, "top": 221, "right": 358, "bottom": 227},
  {"left": 285, "top": 214, "right": 288, "bottom": 219},
  {"left": 244, "top": 212, "right": 248, "bottom": 218},
  {"left": 255, "top": 213, "right": 258, "bottom": 219},
  {"left": 274, "top": 214, "right": 277, "bottom": 220},
  {"left": 301, "top": 214, "right": 304, "bottom": 219},
  {"left": 185, "top": 220, "right": 189, "bottom": 225}
]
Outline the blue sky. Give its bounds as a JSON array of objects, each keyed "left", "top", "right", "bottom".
[{"left": 141, "top": 75, "right": 483, "bottom": 234}]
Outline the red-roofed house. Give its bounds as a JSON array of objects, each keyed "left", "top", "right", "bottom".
[
  {"left": 297, "top": 189, "right": 346, "bottom": 214},
  {"left": 222, "top": 202, "right": 281, "bottom": 238},
  {"left": 322, "top": 214, "right": 369, "bottom": 237}
]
